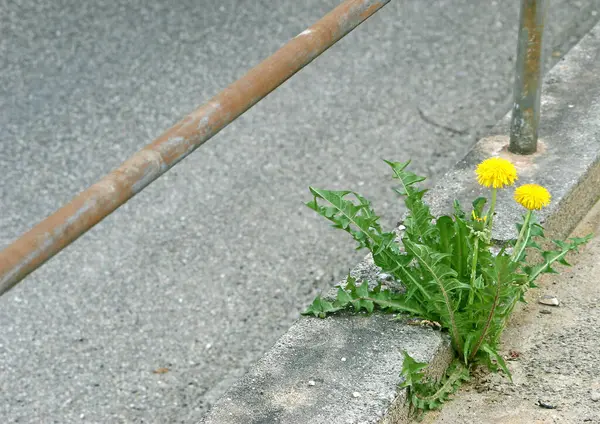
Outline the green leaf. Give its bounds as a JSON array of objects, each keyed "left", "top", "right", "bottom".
[
  {"left": 302, "top": 295, "right": 345, "bottom": 318},
  {"left": 345, "top": 276, "right": 357, "bottom": 292},
  {"left": 307, "top": 187, "right": 385, "bottom": 250},
  {"left": 399, "top": 350, "right": 428, "bottom": 388},
  {"left": 404, "top": 359, "right": 469, "bottom": 413},
  {"left": 304, "top": 159, "right": 593, "bottom": 390},
  {"left": 452, "top": 215, "right": 471, "bottom": 279},
  {"left": 525, "top": 234, "right": 592, "bottom": 284},
  {"left": 481, "top": 343, "right": 512, "bottom": 381},
  {"left": 473, "top": 274, "right": 485, "bottom": 289},
  {"left": 472, "top": 197, "right": 487, "bottom": 217},
  {"left": 436, "top": 216, "right": 455, "bottom": 261},
  {"left": 302, "top": 296, "right": 325, "bottom": 317},
  {"left": 356, "top": 280, "right": 369, "bottom": 298},
  {"left": 530, "top": 222, "right": 545, "bottom": 238},
  {"left": 335, "top": 287, "right": 352, "bottom": 306},
  {"left": 403, "top": 239, "right": 466, "bottom": 354},
  {"left": 462, "top": 333, "right": 477, "bottom": 364},
  {"left": 557, "top": 257, "right": 571, "bottom": 266},
  {"left": 385, "top": 160, "right": 438, "bottom": 245},
  {"left": 371, "top": 292, "right": 426, "bottom": 316},
  {"left": 384, "top": 160, "right": 426, "bottom": 196},
  {"left": 453, "top": 199, "right": 466, "bottom": 219}
]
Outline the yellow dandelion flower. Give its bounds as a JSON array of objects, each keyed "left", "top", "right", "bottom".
[
  {"left": 471, "top": 211, "right": 487, "bottom": 222},
  {"left": 514, "top": 184, "right": 551, "bottom": 210},
  {"left": 475, "top": 157, "right": 518, "bottom": 188}
]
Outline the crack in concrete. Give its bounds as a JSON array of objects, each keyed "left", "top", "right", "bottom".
[{"left": 417, "top": 107, "right": 469, "bottom": 136}]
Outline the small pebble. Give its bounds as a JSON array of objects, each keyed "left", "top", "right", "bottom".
[
  {"left": 308, "top": 380, "right": 316, "bottom": 386},
  {"left": 341, "top": 357, "right": 347, "bottom": 362},
  {"left": 538, "top": 295, "right": 560, "bottom": 306},
  {"left": 591, "top": 392, "right": 600, "bottom": 402},
  {"left": 352, "top": 392, "right": 361, "bottom": 398},
  {"left": 537, "top": 400, "right": 555, "bottom": 409}
]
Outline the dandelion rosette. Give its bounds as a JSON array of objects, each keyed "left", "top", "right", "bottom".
[
  {"left": 514, "top": 184, "right": 551, "bottom": 210},
  {"left": 475, "top": 157, "right": 517, "bottom": 188}
]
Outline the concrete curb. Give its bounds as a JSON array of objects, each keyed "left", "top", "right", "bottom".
[{"left": 200, "top": 23, "right": 600, "bottom": 424}]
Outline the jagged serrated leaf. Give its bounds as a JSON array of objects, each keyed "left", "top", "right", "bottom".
[
  {"left": 481, "top": 343, "right": 512, "bottom": 381},
  {"left": 526, "top": 234, "right": 592, "bottom": 284},
  {"left": 407, "top": 360, "right": 469, "bottom": 412},
  {"left": 320, "top": 300, "right": 336, "bottom": 313},
  {"left": 345, "top": 277, "right": 357, "bottom": 292},
  {"left": 335, "top": 287, "right": 352, "bottom": 306},
  {"left": 403, "top": 239, "right": 465, "bottom": 352},
  {"left": 557, "top": 257, "right": 571, "bottom": 266},
  {"left": 399, "top": 350, "right": 427, "bottom": 388},
  {"left": 373, "top": 296, "right": 425, "bottom": 315},
  {"left": 307, "top": 187, "right": 384, "bottom": 250},
  {"left": 355, "top": 280, "right": 369, "bottom": 298},
  {"left": 302, "top": 295, "right": 325, "bottom": 317},
  {"left": 385, "top": 160, "right": 426, "bottom": 196},
  {"left": 530, "top": 223, "right": 545, "bottom": 238}
]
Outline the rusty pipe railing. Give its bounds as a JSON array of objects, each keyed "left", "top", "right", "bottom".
[
  {"left": 0, "top": 0, "right": 391, "bottom": 296},
  {"left": 509, "top": 0, "right": 547, "bottom": 154}
]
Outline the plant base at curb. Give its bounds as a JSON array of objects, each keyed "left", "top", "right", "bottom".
[{"left": 305, "top": 159, "right": 591, "bottom": 414}]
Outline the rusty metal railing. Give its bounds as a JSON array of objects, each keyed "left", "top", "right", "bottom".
[
  {"left": 509, "top": 0, "right": 547, "bottom": 154},
  {"left": 0, "top": 0, "right": 391, "bottom": 296}
]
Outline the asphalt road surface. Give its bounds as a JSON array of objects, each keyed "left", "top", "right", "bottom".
[{"left": 1, "top": 0, "right": 599, "bottom": 422}]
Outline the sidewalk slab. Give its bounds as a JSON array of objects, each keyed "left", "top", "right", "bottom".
[{"left": 201, "top": 313, "right": 451, "bottom": 424}]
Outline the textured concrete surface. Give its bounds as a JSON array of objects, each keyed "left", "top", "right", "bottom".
[
  {"left": 426, "top": 199, "right": 600, "bottom": 423},
  {"left": 200, "top": 251, "right": 452, "bottom": 424},
  {"left": 201, "top": 314, "right": 451, "bottom": 424},
  {"left": 1, "top": 0, "right": 600, "bottom": 422}
]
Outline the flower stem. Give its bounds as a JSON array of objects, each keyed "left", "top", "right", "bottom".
[
  {"left": 486, "top": 187, "right": 497, "bottom": 230},
  {"left": 512, "top": 210, "right": 532, "bottom": 262},
  {"left": 468, "top": 238, "right": 479, "bottom": 305}
]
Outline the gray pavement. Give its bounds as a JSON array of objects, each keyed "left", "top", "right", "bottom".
[{"left": 1, "top": 0, "right": 599, "bottom": 422}]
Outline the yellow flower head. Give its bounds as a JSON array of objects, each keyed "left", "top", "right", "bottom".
[
  {"left": 514, "top": 184, "right": 551, "bottom": 210},
  {"left": 475, "top": 157, "right": 518, "bottom": 188}
]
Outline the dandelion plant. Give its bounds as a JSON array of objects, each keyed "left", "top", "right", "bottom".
[{"left": 303, "top": 158, "right": 591, "bottom": 413}]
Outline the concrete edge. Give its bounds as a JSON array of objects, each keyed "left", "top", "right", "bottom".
[{"left": 200, "top": 21, "right": 600, "bottom": 424}]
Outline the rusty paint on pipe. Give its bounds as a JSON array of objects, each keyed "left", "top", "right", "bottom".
[
  {"left": 509, "top": 0, "right": 546, "bottom": 155},
  {"left": 0, "top": 0, "right": 390, "bottom": 296}
]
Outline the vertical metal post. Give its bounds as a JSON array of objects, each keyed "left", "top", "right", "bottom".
[{"left": 509, "top": 0, "right": 547, "bottom": 155}]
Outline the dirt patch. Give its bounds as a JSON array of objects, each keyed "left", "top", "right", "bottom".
[{"left": 421, "top": 200, "right": 600, "bottom": 424}]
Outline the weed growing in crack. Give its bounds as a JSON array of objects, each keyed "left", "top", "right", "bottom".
[{"left": 303, "top": 159, "right": 591, "bottom": 414}]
